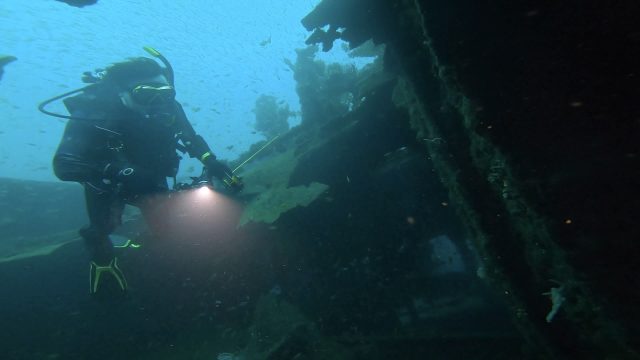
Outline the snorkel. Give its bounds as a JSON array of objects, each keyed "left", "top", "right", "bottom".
[
  {"left": 142, "top": 46, "right": 175, "bottom": 87},
  {"left": 37, "top": 46, "right": 175, "bottom": 122}
]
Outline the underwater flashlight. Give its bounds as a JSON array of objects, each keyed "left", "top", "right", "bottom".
[
  {"left": 195, "top": 184, "right": 214, "bottom": 199},
  {"left": 196, "top": 178, "right": 214, "bottom": 190}
]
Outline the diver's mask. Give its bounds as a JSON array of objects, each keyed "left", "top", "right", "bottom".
[
  {"left": 120, "top": 82, "right": 177, "bottom": 125},
  {"left": 131, "top": 84, "right": 176, "bottom": 107}
]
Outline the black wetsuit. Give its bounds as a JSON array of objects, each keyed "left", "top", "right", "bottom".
[{"left": 53, "top": 101, "right": 212, "bottom": 263}]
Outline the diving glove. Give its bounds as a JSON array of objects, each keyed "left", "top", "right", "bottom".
[
  {"left": 203, "top": 157, "right": 244, "bottom": 192},
  {"left": 203, "top": 157, "right": 233, "bottom": 181},
  {"left": 223, "top": 174, "right": 244, "bottom": 193}
]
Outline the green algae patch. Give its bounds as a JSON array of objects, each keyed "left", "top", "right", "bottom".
[
  {"left": 237, "top": 147, "right": 329, "bottom": 226},
  {"left": 240, "top": 181, "right": 328, "bottom": 225}
]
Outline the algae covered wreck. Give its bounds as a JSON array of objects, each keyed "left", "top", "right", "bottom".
[{"left": 1, "top": 0, "right": 638, "bottom": 359}]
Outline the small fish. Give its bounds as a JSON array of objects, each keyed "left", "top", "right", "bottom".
[
  {"left": 383, "top": 146, "right": 408, "bottom": 157},
  {"left": 259, "top": 36, "right": 272, "bottom": 47},
  {"left": 55, "top": 0, "right": 98, "bottom": 8}
]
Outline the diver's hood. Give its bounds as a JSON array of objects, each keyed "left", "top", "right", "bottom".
[{"left": 38, "top": 46, "right": 175, "bottom": 122}]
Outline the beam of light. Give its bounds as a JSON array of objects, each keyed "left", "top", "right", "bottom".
[
  {"left": 195, "top": 185, "right": 213, "bottom": 199},
  {"left": 138, "top": 187, "right": 242, "bottom": 248}
]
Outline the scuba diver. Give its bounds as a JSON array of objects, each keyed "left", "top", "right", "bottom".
[{"left": 41, "top": 48, "right": 243, "bottom": 294}]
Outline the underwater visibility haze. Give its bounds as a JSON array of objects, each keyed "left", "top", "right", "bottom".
[{"left": 1, "top": 0, "right": 639, "bottom": 359}]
